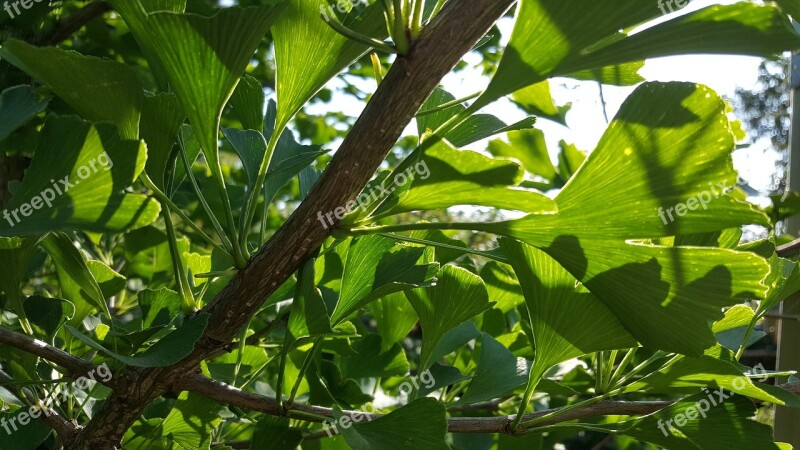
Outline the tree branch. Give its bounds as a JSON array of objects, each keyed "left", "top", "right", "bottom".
[
  {"left": 0, "top": 327, "right": 112, "bottom": 387},
  {"left": 183, "top": 374, "right": 800, "bottom": 435},
  {"left": 36, "top": 1, "right": 111, "bottom": 46},
  {"left": 777, "top": 237, "right": 800, "bottom": 257},
  {"left": 63, "top": 0, "right": 516, "bottom": 447}
]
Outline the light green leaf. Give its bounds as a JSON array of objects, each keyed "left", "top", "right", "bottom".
[
  {"left": 0, "top": 40, "right": 143, "bottom": 139},
  {"left": 109, "top": 0, "right": 285, "bottom": 168},
  {"left": 712, "top": 305, "right": 756, "bottom": 334},
  {"left": 457, "top": 333, "right": 529, "bottom": 405},
  {"left": 161, "top": 392, "right": 224, "bottom": 450},
  {"left": 370, "top": 292, "right": 418, "bottom": 354},
  {"left": 511, "top": 81, "right": 570, "bottom": 126},
  {"left": 138, "top": 288, "right": 181, "bottom": 329},
  {"left": 406, "top": 265, "right": 493, "bottom": 370},
  {"left": 331, "top": 235, "right": 439, "bottom": 325},
  {"left": 465, "top": 83, "right": 771, "bottom": 355},
  {"left": 474, "top": 1, "right": 800, "bottom": 110},
  {"left": 230, "top": 74, "right": 266, "bottom": 132},
  {"left": 488, "top": 129, "right": 558, "bottom": 181},
  {"left": 446, "top": 115, "right": 537, "bottom": 148},
  {"left": 66, "top": 313, "right": 209, "bottom": 367},
  {"left": 502, "top": 238, "right": 637, "bottom": 380},
  {"left": 289, "top": 257, "right": 332, "bottom": 338},
  {"left": 334, "top": 398, "right": 449, "bottom": 450},
  {"left": 371, "top": 140, "right": 557, "bottom": 218},
  {"left": 0, "top": 85, "right": 48, "bottom": 141},
  {"left": 757, "top": 252, "right": 800, "bottom": 316},
  {"left": 0, "top": 116, "right": 160, "bottom": 236},
  {"left": 272, "top": 0, "right": 385, "bottom": 133},
  {"left": 621, "top": 356, "right": 783, "bottom": 405},
  {"left": 41, "top": 232, "right": 109, "bottom": 320},
  {"left": 480, "top": 261, "right": 524, "bottom": 313},
  {"left": 567, "top": 62, "right": 646, "bottom": 86},
  {"left": 141, "top": 92, "right": 185, "bottom": 190}
]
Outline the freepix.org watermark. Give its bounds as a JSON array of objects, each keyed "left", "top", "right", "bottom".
[
  {"left": 657, "top": 0, "right": 689, "bottom": 15},
  {"left": 3, "top": 0, "right": 45, "bottom": 20},
  {"left": 1, "top": 363, "right": 113, "bottom": 435},
  {"left": 319, "top": 0, "right": 368, "bottom": 22},
  {"left": 656, "top": 363, "right": 769, "bottom": 437},
  {"left": 321, "top": 369, "right": 435, "bottom": 437},
  {"left": 656, "top": 181, "right": 730, "bottom": 226},
  {"left": 317, "top": 160, "right": 430, "bottom": 229},
  {"left": 2, "top": 152, "right": 113, "bottom": 228}
]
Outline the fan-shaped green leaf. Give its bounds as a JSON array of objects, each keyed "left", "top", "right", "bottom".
[
  {"left": 331, "top": 235, "right": 438, "bottom": 325},
  {"left": 0, "top": 116, "right": 160, "bottom": 237},
  {"left": 502, "top": 238, "right": 637, "bottom": 381},
  {"left": 0, "top": 40, "right": 143, "bottom": 139},
  {"left": 406, "top": 265, "right": 493, "bottom": 370},
  {"left": 457, "top": 333, "right": 529, "bottom": 405},
  {"left": 109, "top": 0, "right": 285, "bottom": 169},
  {"left": 474, "top": 1, "right": 800, "bottom": 110},
  {"left": 272, "top": 0, "right": 385, "bottom": 133},
  {"left": 371, "top": 140, "right": 557, "bottom": 219},
  {"left": 334, "top": 398, "right": 449, "bottom": 450},
  {"left": 66, "top": 313, "right": 209, "bottom": 367}
]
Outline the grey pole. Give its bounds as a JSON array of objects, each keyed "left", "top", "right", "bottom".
[{"left": 775, "top": 46, "right": 800, "bottom": 446}]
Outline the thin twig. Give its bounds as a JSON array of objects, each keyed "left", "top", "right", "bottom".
[{"left": 37, "top": 1, "right": 111, "bottom": 45}]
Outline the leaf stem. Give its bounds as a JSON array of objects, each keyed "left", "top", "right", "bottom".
[
  {"left": 324, "top": 17, "right": 398, "bottom": 54},
  {"left": 377, "top": 232, "right": 508, "bottom": 262},
  {"left": 416, "top": 91, "right": 482, "bottom": 116},
  {"left": 163, "top": 208, "right": 197, "bottom": 312},
  {"left": 285, "top": 336, "right": 324, "bottom": 410},
  {"left": 240, "top": 130, "right": 281, "bottom": 258},
  {"left": 140, "top": 174, "right": 231, "bottom": 258},
  {"left": 177, "top": 135, "right": 235, "bottom": 252}
]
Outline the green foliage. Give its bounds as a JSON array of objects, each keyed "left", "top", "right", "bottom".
[{"left": 1, "top": 1, "right": 800, "bottom": 449}]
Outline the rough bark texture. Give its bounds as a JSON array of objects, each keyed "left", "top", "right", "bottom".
[{"left": 61, "top": 0, "right": 516, "bottom": 447}]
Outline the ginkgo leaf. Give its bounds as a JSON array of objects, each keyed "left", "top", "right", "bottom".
[
  {"left": 289, "top": 257, "right": 332, "bottom": 338},
  {"left": 0, "top": 116, "right": 160, "bottom": 237},
  {"left": 334, "top": 398, "right": 449, "bottom": 450},
  {"left": 0, "top": 40, "right": 143, "bottom": 139},
  {"left": 457, "top": 333, "right": 529, "bottom": 405},
  {"left": 109, "top": 0, "right": 285, "bottom": 169},
  {"left": 621, "top": 355, "right": 785, "bottom": 405},
  {"left": 229, "top": 74, "right": 266, "bottom": 132},
  {"left": 272, "top": 0, "right": 385, "bottom": 133},
  {"left": 379, "top": 82, "right": 771, "bottom": 356},
  {"left": 41, "top": 232, "right": 111, "bottom": 321},
  {"left": 612, "top": 393, "right": 783, "bottom": 450},
  {"left": 66, "top": 313, "right": 209, "bottom": 367},
  {"left": 501, "top": 238, "right": 637, "bottom": 382},
  {"left": 406, "top": 265, "right": 493, "bottom": 370},
  {"left": 511, "top": 81, "right": 570, "bottom": 126},
  {"left": 370, "top": 140, "right": 557, "bottom": 219},
  {"left": 331, "top": 235, "right": 439, "bottom": 325},
  {"left": 473, "top": 1, "right": 800, "bottom": 110},
  {"left": 140, "top": 92, "right": 185, "bottom": 190}
]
